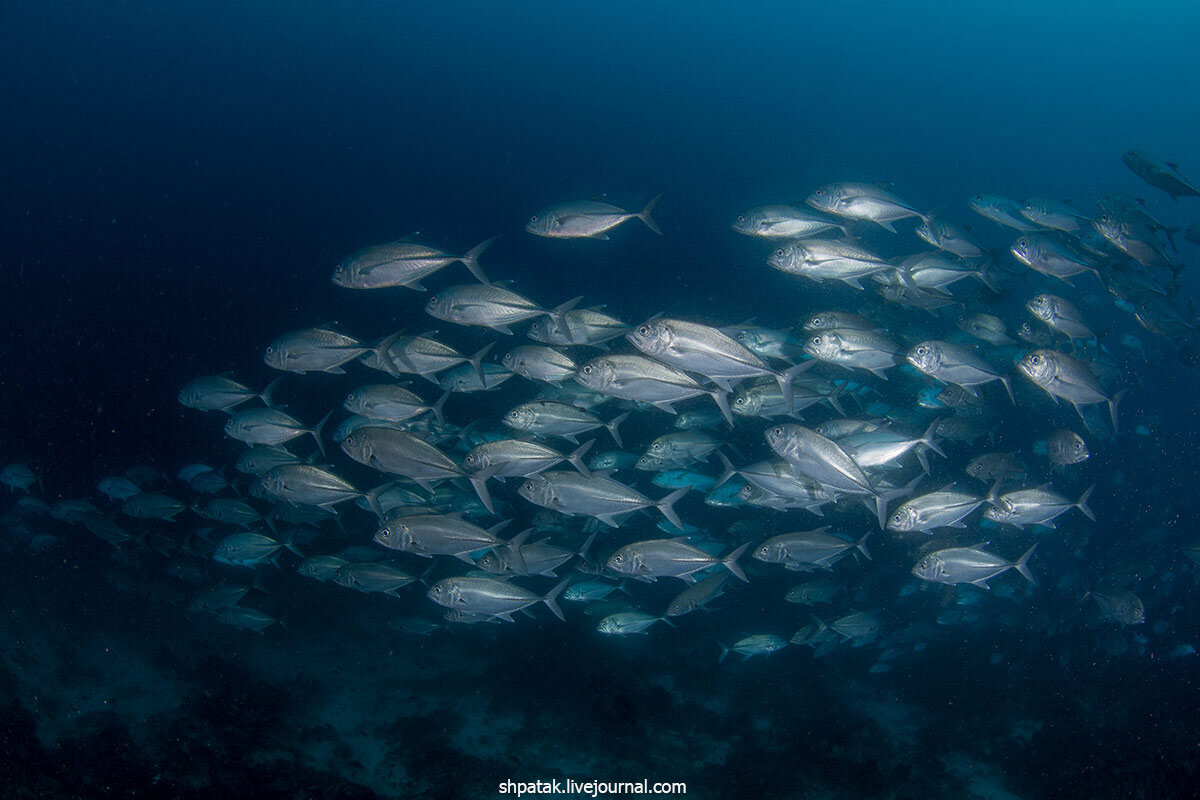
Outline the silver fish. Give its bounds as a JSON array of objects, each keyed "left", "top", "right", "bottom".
[
  {"left": 526, "top": 195, "right": 662, "bottom": 239},
  {"left": 330, "top": 235, "right": 496, "bottom": 290}
]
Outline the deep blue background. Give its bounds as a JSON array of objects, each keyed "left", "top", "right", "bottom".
[{"left": 3, "top": 3, "right": 1200, "bottom": 796}]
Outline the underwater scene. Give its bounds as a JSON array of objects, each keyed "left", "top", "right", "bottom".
[{"left": 4, "top": 2, "right": 1200, "bottom": 798}]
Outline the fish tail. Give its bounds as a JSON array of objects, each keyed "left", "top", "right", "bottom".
[
  {"left": 364, "top": 481, "right": 394, "bottom": 522},
  {"left": 1109, "top": 389, "right": 1126, "bottom": 433},
  {"left": 1013, "top": 543, "right": 1038, "bottom": 584},
  {"left": 1001, "top": 375, "right": 1015, "bottom": 405},
  {"left": 468, "top": 341, "right": 496, "bottom": 384},
  {"left": 856, "top": 531, "right": 872, "bottom": 561},
  {"left": 258, "top": 376, "right": 282, "bottom": 408},
  {"left": 1077, "top": 484, "right": 1096, "bottom": 521},
  {"left": 430, "top": 389, "right": 450, "bottom": 425},
  {"left": 717, "top": 642, "right": 730, "bottom": 663},
  {"left": 709, "top": 389, "right": 733, "bottom": 426},
  {"left": 543, "top": 577, "right": 570, "bottom": 622},
  {"left": 639, "top": 193, "right": 663, "bottom": 235},
  {"left": 825, "top": 376, "right": 847, "bottom": 416},
  {"left": 310, "top": 410, "right": 332, "bottom": 458},
  {"left": 566, "top": 439, "right": 595, "bottom": 477},
  {"left": 921, "top": 418, "right": 946, "bottom": 458},
  {"left": 469, "top": 476, "right": 495, "bottom": 516},
  {"left": 655, "top": 485, "right": 691, "bottom": 531},
  {"left": 605, "top": 411, "right": 630, "bottom": 449},
  {"left": 714, "top": 451, "right": 738, "bottom": 488},
  {"left": 722, "top": 542, "right": 750, "bottom": 582},
  {"left": 461, "top": 235, "right": 498, "bottom": 285}
]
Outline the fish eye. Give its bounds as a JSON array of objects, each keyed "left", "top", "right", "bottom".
[
  {"left": 735, "top": 397, "right": 745, "bottom": 405},
  {"left": 428, "top": 295, "right": 438, "bottom": 303},
  {"left": 917, "top": 346, "right": 927, "bottom": 355},
  {"left": 1032, "top": 355, "right": 1042, "bottom": 364},
  {"left": 613, "top": 554, "right": 623, "bottom": 563},
  {"left": 772, "top": 426, "right": 783, "bottom": 437},
  {"left": 345, "top": 435, "right": 355, "bottom": 446},
  {"left": 757, "top": 546, "right": 768, "bottom": 556},
  {"left": 774, "top": 249, "right": 785, "bottom": 257},
  {"left": 815, "top": 189, "right": 824, "bottom": 196},
  {"left": 1018, "top": 239, "right": 1028, "bottom": 247},
  {"left": 736, "top": 215, "right": 745, "bottom": 222},
  {"left": 265, "top": 346, "right": 274, "bottom": 355},
  {"left": 530, "top": 215, "right": 538, "bottom": 222},
  {"left": 379, "top": 527, "right": 390, "bottom": 537},
  {"left": 582, "top": 365, "right": 593, "bottom": 374},
  {"left": 811, "top": 317, "right": 822, "bottom": 326},
  {"left": 638, "top": 325, "right": 650, "bottom": 336}
]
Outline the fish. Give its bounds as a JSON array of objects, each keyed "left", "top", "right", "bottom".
[
  {"left": 463, "top": 439, "right": 592, "bottom": 513},
  {"left": 1122, "top": 150, "right": 1200, "bottom": 201},
  {"left": 427, "top": 576, "right": 569, "bottom": 622},
  {"left": 574, "top": 354, "right": 732, "bottom": 424},
  {"left": 965, "top": 452, "right": 1026, "bottom": 484},
  {"left": 215, "top": 607, "right": 284, "bottom": 633},
  {"left": 887, "top": 485, "right": 989, "bottom": 533},
  {"left": 983, "top": 485, "right": 1095, "bottom": 529},
  {"left": 752, "top": 527, "right": 871, "bottom": 570},
  {"left": 224, "top": 408, "right": 331, "bottom": 456},
  {"left": 806, "top": 182, "right": 927, "bottom": 233},
  {"left": 804, "top": 328, "right": 901, "bottom": 380},
  {"left": 263, "top": 329, "right": 400, "bottom": 375},
  {"left": 333, "top": 563, "right": 418, "bottom": 596},
  {"left": 914, "top": 218, "right": 985, "bottom": 259},
  {"left": 767, "top": 239, "right": 894, "bottom": 289},
  {"left": 627, "top": 317, "right": 805, "bottom": 403},
  {"left": 597, "top": 611, "right": 672, "bottom": 635},
  {"left": 732, "top": 205, "right": 846, "bottom": 239},
  {"left": 1019, "top": 198, "right": 1090, "bottom": 232},
  {"left": 968, "top": 194, "right": 1038, "bottom": 231},
  {"left": 1087, "top": 586, "right": 1146, "bottom": 625},
  {"left": 526, "top": 195, "right": 662, "bottom": 239},
  {"left": 343, "top": 384, "right": 446, "bottom": 423},
  {"left": 424, "top": 284, "right": 580, "bottom": 335},
  {"left": 374, "top": 514, "right": 512, "bottom": 563},
  {"left": 607, "top": 538, "right": 749, "bottom": 583},
  {"left": 1045, "top": 429, "right": 1090, "bottom": 468},
  {"left": 784, "top": 578, "right": 841, "bottom": 605},
  {"left": 912, "top": 544, "right": 1038, "bottom": 588},
  {"left": 259, "top": 464, "right": 382, "bottom": 516},
  {"left": 339, "top": 427, "right": 463, "bottom": 491},
  {"left": 121, "top": 492, "right": 188, "bottom": 521},
  {"left": 665, "top": 572, "right": 730, "bottom": 616},
  {"left": 1026, "top": 294, "right": 1095, "bottom": 340},
  {"left": 178, "top": 375, "right": 278, "bottom": 413},
  {"left": 330, "top": 235, "right": 497, "bottom": 289},
  {"left": 501, "top": 345, "right": 578, "bottom": 384},
  {"left": 1016, "top": 349, "right": 1124, "bottom": 431},
  {"left": 213, "top": 532, "right": 301, "bottom": 568},
  {"left": 1009, "top": 232, "right": 1103, "bottom": 285},
  {"left": 719, "top": 634, "right": 787, "bottom": 662},
  {"left": 518, "top": 471, "right": 690, "bottom": 530},
  {"left": 527, "top": 308, "right": 629, "bottom": 346},
  {"left": 502, "top": 400, "right": 629, "bottom": 446},
  {"left": 764, "top": 424, "right": 889, "bottom": 526},
  {"left": 906, "top": 341, "right": 1013, "bottom": 403}
]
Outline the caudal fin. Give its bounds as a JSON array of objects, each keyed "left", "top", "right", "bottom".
[
  {"left": 655, "top": 485, "right": 691, "bottom": 531},
  {"left": 605, "top": 411, "right": 630, "bottom": 449},
  {"left": 566, "top": 440, "right": 595, "bottom": 477},
  {"left": 856, "top": 531, "right": 872, "bottom": 560},
  {"left": 1108, "top": 389, "right": 1126, "bottom": 433},
  {"left": 310, "top": 410, "right": 332, "bottom": 458},
  {"left": 722, "top": 542, "right": 750, "bottom": 582},
  {"left": 461, "top": 235, "right": 498, "bottom": 285},
  {"left": 709, "top": 389, "right": 734, "bottom": 426},
  {"left": 639, "top": 193, "right": 663, "bottom": 235},
  {"left": 258, "top": 376, "right": 282, "bottom": 408},
  {"left": 1077, "top": 484, "right": 1096, "bottom": 521},
  {"left": 542, "top": 578, "right": 571, "bottom": 622},
  {"left": 468, "top": 342, "right": 496, "bottom": 384},
  {"left": 1013, "top": 543, "right": 1038, "bottom": 584}
]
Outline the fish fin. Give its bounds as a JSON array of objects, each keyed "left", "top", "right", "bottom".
[
  {"left": 468, "top": 342, "right": 496, "bottom": 384},
  {"left": 258, "top": 377, "right": 282, "bottom": 407},
  {"left": 469, "top": 477, "right": 496, "bottom": 516},
  {"left": 406, "top": 279, "right": 427, "bottom": 292},
  {"left": 856, "top": 531, "right": 872, "bottom": 560},
  {"left": 709, "top": 389, "right": 733, "bottom": 426},
  {"left": 489, "top": 324, "right": 514, "bottom": 336},
  {"left": 722, "top": 542, "right": 750, "bottom": 582},
  {"left": 655, "top": 485, "right": 691, "bottom": 531},
  {"left": 588, "top": 232, "right": 611, "bottom": 240},
  {"left": 916, "top": 448, "right": 930, "bottom": 476},
  {"left": 595, "top": 513, "right": 622, "bottom": 528},
  {"left": 310, "top": 410, "right": 332, "bottom": 458},
  {"left": 429, "top": 389, "right": 450, "bottom": 425},
  {"left": 1013, "top": 543, "right": 1038, "bottom": 583},
  {"left": 718, "top": 643, "right": 729, "bottom": 663},
  {"left": 970, "top": 579, "right": 992, "bottom": 590},
  {"left": 825, "top": 378, "right": 847, "bottom": 416},
  {"left": 325, "top": 366, "right": 346, "bottom": 375},
  {"left": 543, "top": 578, "right": 570, "bottom": 621},
  {"left": 714, "top": 451, "right": 738, "bottom": 488},
  {"left": 639, "top": 193, "right": 663, "bottom": 235},
  {"left": 566, "top": 440, "right": 595, "bottom": 477},
  {"left": 1000, "top": 375, "right": 1015, "bottom": 405},
  {"left": 875, "top": 219, "right": 898, "bottom": 233},
  {"left": 649, "top": 400, "right": 678, "bottom": 415},
  {"left": 1108, "top": 389, "right": 1126, "bottom": 433},
  {"left": 841, "top": 277, "right": 866, "bottom": 290},
  {"left": 1077, "top": 484, "right": 1096, "bottom": 521},
  {"left": 606, "top": 411, "right": 630, "bottom": 448},
  {"left": 461, "top": 235, "right": 498, "bottom": 285}
]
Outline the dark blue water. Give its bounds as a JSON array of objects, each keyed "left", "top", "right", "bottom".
[{"left": 3, "top": 3, "right": 1200, "bottom": 798}]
